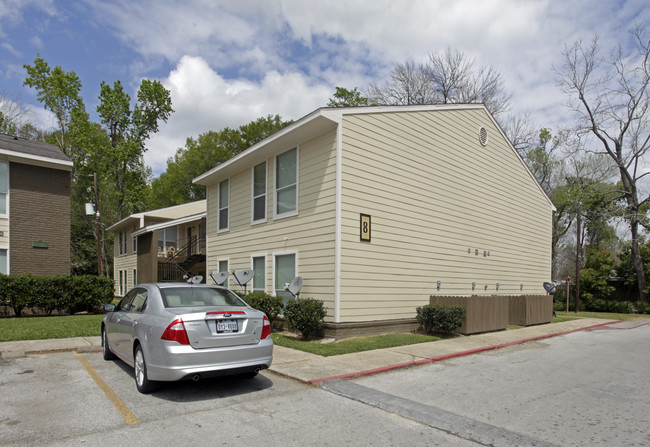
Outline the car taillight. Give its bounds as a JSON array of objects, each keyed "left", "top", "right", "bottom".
[
  {"left": 161, "top": 319, "right": 190, "bottom": 345},
  {"left": 261, "top": 315, "right": 272, "bottom": 339}
]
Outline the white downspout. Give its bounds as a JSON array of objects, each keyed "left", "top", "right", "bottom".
[{"left": 334, "top": 121, "right": 343, "bottom": 323}]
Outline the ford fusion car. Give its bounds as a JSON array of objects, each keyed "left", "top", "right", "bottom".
[{"left": 101, "top": 282, "right": 273, "bottom": 393}]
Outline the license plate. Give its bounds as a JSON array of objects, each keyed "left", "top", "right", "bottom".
[{"left": 216, "top": 319, "right": 238, "bottom": 333}]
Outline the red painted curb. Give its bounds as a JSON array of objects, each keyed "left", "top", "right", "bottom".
[{"left": 308, "top": 320, "right": 620, "bottom": 385}]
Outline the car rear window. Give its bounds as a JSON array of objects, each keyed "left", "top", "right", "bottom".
[{"left": 161, "top": 287, "right": 247, "bottom": 308}]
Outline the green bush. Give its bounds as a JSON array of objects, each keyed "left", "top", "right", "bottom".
[
  {"left": 243, "top": 291, "right": 284, "bottom": 325},
  {"left": 554, "top": 301, "right": 566, "bottom": 312},
  {"left": 416, "top": 304, "right": 466, "bottom": 334},
  {"left": 284, "top": 297, "right": 327, "bottom": 339},
  {"left": 582, "top": 297, "right": 634, "bottom": 314},
  {"left": 635, "top": 301, "right": 650, "bottom": 315},
  {"left": 0, "top": 274, "right": 113, "bottom": 316}
]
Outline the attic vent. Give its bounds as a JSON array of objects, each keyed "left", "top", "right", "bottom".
[{"left": 479, "top": 127, "right": 488, "bottom": 146}]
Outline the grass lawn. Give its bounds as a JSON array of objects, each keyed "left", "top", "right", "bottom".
[
  {"left": 0, "top": 314, "right": 103, "bottom": 342},
  {"left": 555, "top": 311, "right": 649, "bottom": 321},
  {"left": 272, "top": 332, "right": 442, "bottom": 357},
  {"left": 1, "top": 311, "right": 646, "bottom": 354}
]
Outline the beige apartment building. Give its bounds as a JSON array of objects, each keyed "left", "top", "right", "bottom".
[
  {"left": 108, "top": 200, "right": 206, "bottom": 296},
  {"left": 193, "top": 105, "right": 555, "bottom": 327}
]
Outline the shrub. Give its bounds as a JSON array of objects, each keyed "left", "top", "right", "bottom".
[
  {"left": 0, "top": 274, "right": 113, "bottom": 316},
  {"left": 582, "top": 297, "right": 634, "bottom": 314},
  {"left": 635, "top": 301, "right": 650, "bottom": 315},
  {"left": 416, "top": 304, "right": 466, "bottom": 334},
  {"left": 243, "top": 291, "right": 284, "bottom": 325},
  {"left": 284, "top": 297, "right": 327, "bottom": 339}
]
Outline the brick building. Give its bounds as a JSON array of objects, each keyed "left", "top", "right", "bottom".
[{"left": 0, "top": 134, "right": 72, "bottom": 275}]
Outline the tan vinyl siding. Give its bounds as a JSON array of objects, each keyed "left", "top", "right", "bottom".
[
  {"left": 206, "top": 130, "right": 338, "bottom": 317},
  {"left": 0, "top": 218, "right": 7, "bottom": 246},
  {"left": 338, "top": 109, "right": 553, "bottom": 322}
]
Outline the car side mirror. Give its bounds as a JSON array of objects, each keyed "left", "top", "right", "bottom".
[{"left": 104, "top": 303, "right": 116, "bottom": 313}]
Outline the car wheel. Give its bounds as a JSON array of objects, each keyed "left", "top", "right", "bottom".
[
  {"left": 134, "top": 345, "right": 158, "bottom": 394},
  {"left": 102, "top": 328, "right": 116, "bottom": 361}
]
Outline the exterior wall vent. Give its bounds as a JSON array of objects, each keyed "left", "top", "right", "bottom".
[{"left": 479, "top": 127, "right": 488, "bottom": 146}]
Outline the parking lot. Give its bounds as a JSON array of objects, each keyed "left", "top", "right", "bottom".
[
  {"left": 2, "top": 320, "right": 649, "bottom": 446},
  {"left": 1, "top": 351, "right": 476, "bottom": 447}
]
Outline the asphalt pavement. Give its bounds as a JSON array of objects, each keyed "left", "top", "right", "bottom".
[{"left": 0, "top": 317, "right": 618, "bottom": 384}]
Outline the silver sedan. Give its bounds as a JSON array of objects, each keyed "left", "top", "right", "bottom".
[{"left": 101, "top": 283, "right": 273, "bottom": 393}]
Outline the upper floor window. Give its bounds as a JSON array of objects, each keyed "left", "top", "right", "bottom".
[
  {"left": 275, "top": 147, "right": 297, "bottom": 218},
  {"left": 158, "top": 227, "right": 177, "bottom": 257},
  {"left": 118, "top": 230, "right": 127, "bottom": 256},
  {"left": 218, "top": 179, "right": 229, "bottom": 231},
  {"left": 0, "top": 161, "right": 8, "bottom": 216},
  {"left": 252, "top": 162, "right": 267, "bottom": 223}
]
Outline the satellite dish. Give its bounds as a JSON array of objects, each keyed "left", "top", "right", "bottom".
[
  {"left": 543, "top": 282, "right": 556, "bottom": 295},
  {"left": 231, "top": 269, "right": 254, "bottom": 294},
  {"left": 284, "top": 276, "right": 303, "bottom": 299},
  {"left": 209, "top": 271, "right": 229, "bottom": 286},
  {"left": 187, "top": 275, "right": 203, "bottom": 284}
]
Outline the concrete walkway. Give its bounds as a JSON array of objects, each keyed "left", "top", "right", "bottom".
[{"left": 0, "top": 318, "right": 617, "bottom": 384}]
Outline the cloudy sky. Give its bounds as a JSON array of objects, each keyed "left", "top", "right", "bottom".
[{"left": 0, "top": 0, "right": 648, "bottom": 175}]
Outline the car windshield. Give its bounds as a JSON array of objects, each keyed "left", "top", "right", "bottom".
[{"left": 160, "top": 287, "right": 247, "bottom": 308}]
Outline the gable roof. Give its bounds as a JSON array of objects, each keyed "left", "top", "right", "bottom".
[
  {"left": 192, "top": 104, "right": 554, "bottom": 210},
  {"left": 107, "top": 200, "right": 207, "bottom": 232},
  {"left": 0, "top": 134, "right": 73, "bottom": 170}
]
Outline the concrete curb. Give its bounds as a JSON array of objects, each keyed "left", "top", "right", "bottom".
[
  {"left": 0, "top": 336, "right": 102, "bottom": 360},
  {"left": 307, "top": 320, "right": 619, "bottom": 384}
]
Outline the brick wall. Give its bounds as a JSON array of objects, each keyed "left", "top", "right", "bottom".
[{"left": 9, "top": 163, "right": 71, "bottom": 275}]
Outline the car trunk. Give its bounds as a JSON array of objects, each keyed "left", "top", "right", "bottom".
[{"left": 168, "top": 307, "right": 263, "bottom": 349}]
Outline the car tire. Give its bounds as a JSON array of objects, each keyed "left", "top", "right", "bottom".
[
  {"left": 134, "top": 345, "right": 158, "bottom": 394},
  {"left": 102, "top": 328, "right": 116, "bottom": 361}
]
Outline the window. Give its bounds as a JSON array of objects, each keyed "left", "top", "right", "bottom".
[
  {"left": 132, "top": 268, "right": 137, "bottom": 286},
  {"left": 275, "top": 148, "right": 297, "bottom": 217},
  {"left": 118, "top": 270, "right": 125, "bottom": 295},
  {"left": 116, "top": 287, "right": 147, "bottom": 312},
  {"left": 0, "top": 248, "right": 7, "bottom": 275},
  {"left": 252, "top": 162, "right": 267, "bottom": 223},
  {"left": 118, "top": 230, "right": 124, "bottom": 256},
  {"left": 158, "top": 227, "right": 177, "bottom": 257},
  {"left": 132, "top": 225, "right": 137, "bottom": 253},
  {"left": 218, "top": 179, "right": 229, "bottom": 231},
  {"left": 218, "top": 259, "right": 229, "bottom": 287},
  {"left": 199, "top": 222, "right": 206, "bottom": 254},
  {"left": 130, "top": 289, "right": 148, "bottom": 313},
  {"left": 0, "top": 161, "right": 7, "bottom": 216},
  {"left": 274, "top": 253, "right": 296, "bottom": 305},
  {"left": 252, "top": 255, "right": 266, "bottom": 291}
]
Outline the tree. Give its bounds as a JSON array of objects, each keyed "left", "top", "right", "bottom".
[
  {"left": 23, "top": 56, "right": 173, "bottom": 276},
  {"left": 367, "top": 48, "right": 510, "bottom": 117},
  {"left": 0, "top": 94, "right": 27, "bottom": 135},
  {"left": 556, "top": 25, "right": 650, "bottom": 301},
  {"left": 367, "top": 60, "right": 434, "bottom": 106},
  {"left": 23, "top": 56, "right": 86, "bottom": 157},
  {"left": 97, "top": 79, "right": 173, "bottom": 220},
  {"left": 327, "top": 87, "right": 372, "bottom": 107},
  {"left": 149, "top": 115, "right": 292, "bottom": 209}
]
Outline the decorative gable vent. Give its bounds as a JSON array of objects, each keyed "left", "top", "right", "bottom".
[{"left": 479, "top": 127, "right": 488, "bottom": 146}]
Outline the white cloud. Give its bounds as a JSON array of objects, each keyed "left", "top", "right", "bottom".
[
  {"left": 8, "top": 0, "right": 650, "bottom": 178},
  {"left": 144, "top": 55, "right": 330, "bottom": 173}
]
